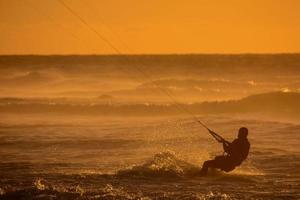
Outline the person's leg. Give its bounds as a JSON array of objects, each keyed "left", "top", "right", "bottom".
[
  {"left": 200, "top": 156, "right": 229, "bottom": 175},
  {"left": 200, "top": 159, "right": 218, "bottom": 175},
  {"left": 220, "top": 160, "right": 236, "bottom": 172}
]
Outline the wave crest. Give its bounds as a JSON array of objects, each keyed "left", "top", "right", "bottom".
[{"left": 117, "top": 151, "right": 200, "bottom": 178}]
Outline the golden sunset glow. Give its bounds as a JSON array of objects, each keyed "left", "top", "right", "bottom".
[
  {"left": 1, "top": 0, "right": 300, "bottom": 54},
  {"left": 1, "top": 1, "right": 300, "bottom": 199}
]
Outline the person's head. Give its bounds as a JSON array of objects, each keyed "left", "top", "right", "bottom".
[{"left": 238, "top": 127, "right": 248, "bottom": 139}]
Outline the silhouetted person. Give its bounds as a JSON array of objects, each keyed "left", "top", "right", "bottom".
[{"left": 200, "top": 127, "right": 250, "bottom": 175}]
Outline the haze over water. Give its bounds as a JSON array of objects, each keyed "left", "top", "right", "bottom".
[{"left": 0, "top": 55, "right": 300, "bottom": 199}]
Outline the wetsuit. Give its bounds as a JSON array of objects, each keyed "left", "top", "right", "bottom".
[{"left": 201, "top": 138, "right": 250, "bottom": 173}]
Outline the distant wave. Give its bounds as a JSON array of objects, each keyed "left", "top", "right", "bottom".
[
  {"left": 138, "top": 78, "right": 259, "bottom": 90},
  {"left": 0, "top": 71, "right": 55, "bottom": 87},
  {"left": 0, "top": 92, "right": 299, "bottom": 117}
]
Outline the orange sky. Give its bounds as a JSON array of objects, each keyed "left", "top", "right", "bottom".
[{"left": 0, "top": 0, "right": 300, "bottom": 54}]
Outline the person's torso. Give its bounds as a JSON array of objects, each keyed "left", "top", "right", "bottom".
[{"left": 228, "top": 139, "right": 250, "bottom": 165}]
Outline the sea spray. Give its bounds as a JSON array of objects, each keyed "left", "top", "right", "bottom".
[{"left": 117, "top": 151, "right": 199, "bottom": 178}]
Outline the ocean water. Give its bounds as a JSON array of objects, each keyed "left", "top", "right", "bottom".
[
  {"left": 0, "top": 55, "right": 300, "bottom": 199},
  {"left": 0, "top": 115, "right": 299, "bottom": 199}
]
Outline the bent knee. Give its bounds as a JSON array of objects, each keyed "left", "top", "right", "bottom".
[{"left": 203, "top": 160, "right": 215, "bottom": 167}]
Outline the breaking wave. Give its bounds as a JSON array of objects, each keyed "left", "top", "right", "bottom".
[
  {"left": 116, "top": 151, "right": 261, "bottom": 182},
  {"left": 1, "top": 92, "right": 299, "bottom": 119},
  {"left": 117, "top": 151, "right": 200, "bottom": 178}
]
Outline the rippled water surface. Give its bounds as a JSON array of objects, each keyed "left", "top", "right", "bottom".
[{"left": 0, "top": 115, "right": 299, "bottom": 199}]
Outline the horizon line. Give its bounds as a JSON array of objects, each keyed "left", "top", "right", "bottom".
[{"left": 1, "top": 52, "right": 300, "bottom": 56}]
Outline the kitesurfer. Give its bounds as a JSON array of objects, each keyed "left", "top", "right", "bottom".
[{"left": 200, "top": 127, "right": 250, "bottom": 175}]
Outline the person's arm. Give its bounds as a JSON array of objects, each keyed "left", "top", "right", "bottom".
[
  {"left": 208, "top": 129, "right": 231, "bottom": 150},
  {"left": 223, "top": 140, "right": 231, "bottom": 153}
]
